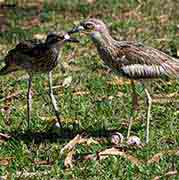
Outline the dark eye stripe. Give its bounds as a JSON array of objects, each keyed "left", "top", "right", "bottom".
[{"left": 59, "top": 36, "right": 64, "bottom": 39}]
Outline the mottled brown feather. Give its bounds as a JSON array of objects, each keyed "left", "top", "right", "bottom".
[
  {"left": 1, "top": 38, "right": 60, "bottom": 74},
  {"left": 78, "top": 18, "right": 179, "bottom": 79}
]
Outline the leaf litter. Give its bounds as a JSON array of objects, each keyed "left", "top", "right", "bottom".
[{"left": 61, "top": 134, "right": 179, "bottom": 171}]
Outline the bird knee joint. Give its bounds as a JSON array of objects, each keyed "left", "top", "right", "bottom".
[{"left": 147, "top": 96, "right": 152, "bottom": 105}]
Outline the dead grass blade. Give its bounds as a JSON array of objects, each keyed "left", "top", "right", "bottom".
[
  {"left": 0, "top": 157, "right": 14, "bottom": 166},
  {"left": 64, "top": 47, "right": 77, "bottom": 62},
  {"left": 148, "top": 149, "right": 179, "bottom": 164},
  {"left": 0, "top": 133, "right": 11, "bottom": 143},
  {"left": 64, "top": 149, "right": 75, "bottom": 168},
  {"left": 61, "top": 134, "right": 98, "bottom": 154},
  {"left": 82, "top": 154, "right": 97, "bottom": 161},
  {"left": 60, "top": 134, "right": 82, "bottom": 154},
  {"left": 153, "top": 170, "right": 178, "bottom": 180},
  {"left": 73, "top": 90, "right": 90, "bottom": 96},
  {"left": 20, "top": 16, "right": 41, "bottom": 30},
  {"left": 62, "top": 135, "right": 98, "bottom": 168},
  {"left": 107, "top": 77, "right": 132, "bottom": 86},
  {"left": 0, "top": 91, "right": 22, "bottom": 102},
  {"left": 0, "top": 159, "right": 10, "bottom": 166},
  {"left": 86, "top": 0, "right": 96, "bottom": 4},
  {"left": 16, "top": 170, "right": 50, "bottom": 178},
  {"left": 0, "top": 14, "right": 9, "bottom": 32},
  {"left": 152, "top": 93, "right": 179, "bottom": 104},
  {"left": 62, "top": 76, "right": 72, "bottom": 87},
  {"left": 0, "top": 132, "right": 11, "bottom": 140},
  {"left": 0, "top": 175, "right": 8, "bottom": 180},
  {"left": 98, "top": 147, "right": 142, "bottom": 167},
  {"left": 33, "top": 33, "right": 46, "bottom": 40},
  {"left": 32, "top": 160, "right": 52, "bottom": 165}
]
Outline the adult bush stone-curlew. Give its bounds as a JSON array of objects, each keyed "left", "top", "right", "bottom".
[
  {"left": 69, "top": 18, "right": 179, "bottom": 143},
  {"left": 0, "top": 32, "right": 79, "bottom": 128}
]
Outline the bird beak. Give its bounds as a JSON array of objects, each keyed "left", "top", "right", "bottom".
[
  {"left": 64, "top": 33, "right": 79, "bottom": 43},
  {"left": 68, "top": 25, "right": 85, "bottom": 34}
]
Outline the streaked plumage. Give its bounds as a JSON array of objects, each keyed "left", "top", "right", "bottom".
[
  {"left": 0, "top": 32, "right": 78, "bottom": 128},
  {"left": 1, "top": 33, "right": 69, "bottom": 75},
  {"left": 96, "top": 41, "right": 179, "bottom": 79},
  {"left": 69, "top": 18, "right": 179, "bottom": 143}
]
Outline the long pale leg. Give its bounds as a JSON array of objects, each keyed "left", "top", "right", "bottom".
[
  {"left": 48, "top": 71, "right": 62, "bottom": 128},
  {"left": 27, "top": 73, "right": 33, "bottom": 128},
  {"left": 127, "top": 80, "right": 138, "bottom": 138},
  {"left": 143, "top": 85, "right": 152, "bottom": 144}
]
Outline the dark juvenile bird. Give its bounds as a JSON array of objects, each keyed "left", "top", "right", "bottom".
[
  {"left": 69, "top": 18, "right": 179, "bottom": 143},
  {"left": 0, "top": 32, "right": 79, "bottom": 128}
]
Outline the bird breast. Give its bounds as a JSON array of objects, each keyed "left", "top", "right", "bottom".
[
  {"left": 97, "top": 46, "right": 122, "bottom": 70},
  {"left": 16, "top": 48, "right": 60, "bottom": 73}
]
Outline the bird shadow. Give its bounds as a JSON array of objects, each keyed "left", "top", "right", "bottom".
[{"left": 9, "top": 126, "right": 128, "bottom": 145}]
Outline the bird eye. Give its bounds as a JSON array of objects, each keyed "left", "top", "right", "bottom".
[{"left": 85, "top": 23, "right": 94, "bottom": 29}]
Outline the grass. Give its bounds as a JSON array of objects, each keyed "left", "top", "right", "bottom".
[{"left": 0, "top": 0, "right": 179, "bottom": 179}]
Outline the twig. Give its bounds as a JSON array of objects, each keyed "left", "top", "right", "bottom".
[
  {"left": 64, "top": 149, "right": 75, "bottom": 168},
  {"left": 60, "top": 134, "right": 82, "bottom": 154},
  {"left": 60, "top": 134, "right": 98, "bottom": 154},
  {"left": 153, "top": 170, "right": 178, "bottom": 180},
  {"left": 0, "top": 132, "right": 11, "bottom": 140},
  {"left": 0, "top": 91, "right": 22, "bottom": 102},
  {"left": 98, "top": 147, "right": 142, "bottom": 167},
  {"left": 148, "top": 149, "right": 179, "bottom": 164}
]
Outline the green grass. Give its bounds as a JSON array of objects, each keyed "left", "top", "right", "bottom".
[{"left": 0, "top": 0, "right": 179, "bottom": 179}]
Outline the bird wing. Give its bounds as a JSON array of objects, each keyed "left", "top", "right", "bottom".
[
  {"left": 114, "top": 41, "right": 179, "bottom": 78},
  {"left": 4, "top": 39, "right": 50, "bottom": 70},
  {"left": 15, "top": 39, "right": 47, "bottom": 58}
]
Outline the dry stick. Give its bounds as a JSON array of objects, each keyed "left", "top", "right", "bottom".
[
  {"left": 98, "top": 147, "right": 142, "bottom": 167},
  {"left": 64, "top": 149, "right": 76, "bottom": 168},
  {"left": 153, "top": 170, "right": 178, "bottom": 180},
  {"left": 61, "top": 135, "right": 99, "bottom": 168},
  {"left": 60, "top": 134, "right": 82, "bottom": 154},
  {"left": 0, "top": 132, "right": 11, "bottom": 139},
  {"left": 61, "top": 135, "right": 179, "bottom": 169},
  {"left": 60, "top": 134, "right": 98, "bottom": 154}
]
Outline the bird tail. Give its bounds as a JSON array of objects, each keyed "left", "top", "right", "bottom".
[{"left": 0, "top": 64, "right": 18, "bottom": 75}]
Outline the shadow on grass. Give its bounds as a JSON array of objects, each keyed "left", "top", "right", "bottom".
[{"left": 9, "top": 126, "right": 128, "bottom": 144}]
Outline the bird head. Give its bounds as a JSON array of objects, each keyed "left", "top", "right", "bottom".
[
  {"left": 46, "top": 31, "right": 79, "bottom": 46},
  {"left": 69, "top": 19, "right": 108, "bottom": 35}
]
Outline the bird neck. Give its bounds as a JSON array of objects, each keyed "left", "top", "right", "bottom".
[
  {"left": 90, "top": 30, "right": 116, "bottom": 48},
  {"left": 45, "top": 42, "right": 62, "bottom": 50}
]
